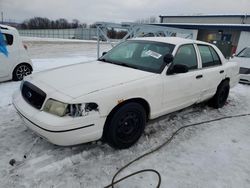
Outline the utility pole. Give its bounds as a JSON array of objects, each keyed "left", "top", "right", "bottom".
[{"left": 1, "top": 12, "right": 3, "bottom": 24}]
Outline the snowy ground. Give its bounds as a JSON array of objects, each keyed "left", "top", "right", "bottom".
[{"left": 0, "top": 38, "right": 250, "bottom": 188}]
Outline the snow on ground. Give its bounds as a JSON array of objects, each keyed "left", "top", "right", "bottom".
[{"left": 0, "top": 38, "right": 250, "bottom": 188}]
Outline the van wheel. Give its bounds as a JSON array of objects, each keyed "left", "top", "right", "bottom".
[
  {"left": 13, "top": 64, "right": 32, "bottom": 81},
  {"left": 104, "top": 103, "right": 146, "bottom": 149},
  {"left": 209, "top": 80, "right": 230, "bottom": 109}
]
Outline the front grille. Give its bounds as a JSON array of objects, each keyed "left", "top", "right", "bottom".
[
  {"left": 239, "top": 67, "right": 250, "bottom": 74},
  {"left": 21, "top": 81, "right": 47, "bottom": 109}
]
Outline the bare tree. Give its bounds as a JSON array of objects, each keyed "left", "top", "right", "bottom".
[{"left": 20, "top": 17, "right": 88, "bottom": 29}]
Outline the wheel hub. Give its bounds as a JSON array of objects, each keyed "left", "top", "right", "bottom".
[{"left": 117, "top": 112, "right": 140, "bottom": 140}]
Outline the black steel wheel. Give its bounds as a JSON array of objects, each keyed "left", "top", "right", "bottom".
[
  {"left": 104, "top": 103, "right": 146, "bottom": 149},
  {"left": 209, "top": 80, "right": 230, "bottom": 109},
  {"left": 13, "top": 64, "right": 32, "bottom": 81}
]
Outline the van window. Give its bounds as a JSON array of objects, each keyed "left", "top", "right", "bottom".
[{"left": 3, "top": 33, "right": 14, "bottom": 45}]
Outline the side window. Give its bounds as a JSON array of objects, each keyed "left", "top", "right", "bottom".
[
  {"left": 2, "top": 33, "right": 13, "bottom": 45},
  {"left": 173, "top": 44, "right": 198, "bottom": 70},
  {"left": 198, "top": 45, "right": 221, "bottom": 68}
]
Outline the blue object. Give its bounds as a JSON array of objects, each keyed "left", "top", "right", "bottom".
[{"left": 0, "top": 30, "right": 8, "bottom": 57}]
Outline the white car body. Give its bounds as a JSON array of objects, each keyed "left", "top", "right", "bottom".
[
  {"left": 0, "top": 24, "right": 32, "bottom": 82},
  {"left": 230, "top": 47, "right": 250, "bottom": 84},
  {"left": 12, "top": 37, "right": 239, "bottom": 146}
]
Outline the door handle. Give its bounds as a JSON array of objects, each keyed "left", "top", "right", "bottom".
[
  {"left": 220, "top": 70, "right": 224, "bottom": 74},
  {"left": 196, "top": 75, "right": 203, "bottom": 79}
]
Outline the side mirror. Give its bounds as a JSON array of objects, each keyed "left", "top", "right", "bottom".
[
  {"left": 163, "top": 54, "right": 174, "bottom": 64},
  {"left": 167, "top": 64, "right": 189, "bottom": 75},
  {"left": 102, "top": 52, "right": 107, "bottom": 56}
]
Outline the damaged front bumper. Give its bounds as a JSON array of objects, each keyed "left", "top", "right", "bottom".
[{"left": 12, "top": 91, "right": 106, "bottom": 146}]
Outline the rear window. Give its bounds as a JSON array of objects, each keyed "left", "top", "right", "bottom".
[
  {"left": 198, "top": 45, "right": 221, "bottom": 68},
  {"left": 2, "top": 33, "right": 14, "bottom": 45}
]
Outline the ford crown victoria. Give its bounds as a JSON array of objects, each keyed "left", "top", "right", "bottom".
[{"left": 13, "top": 37, "right": 239, "bottom": 149}]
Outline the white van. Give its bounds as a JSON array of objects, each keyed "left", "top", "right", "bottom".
[{"left": 0, "top": 24, "right": 32, "bottom": 82}]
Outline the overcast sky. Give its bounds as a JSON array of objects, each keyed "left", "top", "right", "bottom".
[{"left": 1, "top": 0, "right": 250, "bottom": 24}]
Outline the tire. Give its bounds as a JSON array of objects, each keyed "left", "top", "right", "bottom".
[
  {"left": 13, "top": 64, "right": 32, "bottom": 81},
  {"left": 104, "top": 103, "right": 146, "bottom": 149},
  {"left": 209, "top": 80, "right": 230, "bottom": 109}
]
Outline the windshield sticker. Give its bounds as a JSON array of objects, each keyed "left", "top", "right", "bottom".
[
  {"left": 145, "top": 50, "right": 162, "bottom": 59},
  {"left": 0, "top": 30, "right": 8, "bottom": 57}
]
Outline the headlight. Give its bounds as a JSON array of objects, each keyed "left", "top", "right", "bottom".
[
  {"left": 43, "top": 99, "right": 68, "bottom": 117},
  {"left": 43, "top": 99, "right": 98, "bottom": 117}
]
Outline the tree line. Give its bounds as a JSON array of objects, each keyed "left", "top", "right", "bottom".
[
  {"left": 19, "top": 16, "right": 157, "bottom": 30},
  {"left": 20, "top": 17, "right": 87, "bottom": 29}
]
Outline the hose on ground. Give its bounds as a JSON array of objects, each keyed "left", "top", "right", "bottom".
[{"left": 104, "top": 113, "right": 250, "bottom": 188}]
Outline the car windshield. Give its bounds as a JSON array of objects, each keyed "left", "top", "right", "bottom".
[
  {"left": 237, "top": 47, "right": 250, "bottom": 58},
  {"left": 99, "top": 40, "right": 175, "bottom": 73}
]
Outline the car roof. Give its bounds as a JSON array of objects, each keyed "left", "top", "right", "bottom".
[
  {"left": 0, "top": 24, "right": 17, "bottom": 31},
  {"left": 131, "top": 37, "right": 210, "bottom": 46}
]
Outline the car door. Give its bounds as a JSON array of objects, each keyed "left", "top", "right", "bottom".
[
  {"left": 195, "top": 44, "right": 225, "bottom": 102},
  {"left": 162, "top": 44, "right": 203, "bottom": 113},
  {"left": 0, "top": 32, "right": 16, "bottom": 78}
]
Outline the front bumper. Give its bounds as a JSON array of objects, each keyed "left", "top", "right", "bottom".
[
  {"left": 239, "top": 74, "right": 250, "bottom": 84},
  {"left": 12, "top": 91, "right": 106, "bottom": 146}
]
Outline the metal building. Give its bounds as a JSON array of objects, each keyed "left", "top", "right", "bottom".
[{"left": 157, "top": 14, "right": 250, "bottom": 58}]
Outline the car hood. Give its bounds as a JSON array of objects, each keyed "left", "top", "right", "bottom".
[
  {"left": 231, "top": 56, "right": 250, "bottom": 69},
  {"left": 30, "top": 61, "right": 155, "bottom": 98}
]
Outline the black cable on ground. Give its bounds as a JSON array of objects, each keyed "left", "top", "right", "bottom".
[{"left": 104, "top": 113, "right": 250, "bottom": 188}]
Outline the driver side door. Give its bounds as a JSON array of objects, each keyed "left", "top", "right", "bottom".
[{"left": 162, "top": 44, "right": 203, "bottom": 113}]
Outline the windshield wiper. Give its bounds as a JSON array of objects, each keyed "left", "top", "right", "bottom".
[
  {"left": 98, "top": 58, "right": 106, "bottom": 62},
  {"left": 98, "top": 59, "right": 138, "bottom": 69},
  {"left": 118, "top": 63, "right": 138, "bottom": 69},
  {"left": 98, "top": 58, "right": 115, "bottom": 64}
]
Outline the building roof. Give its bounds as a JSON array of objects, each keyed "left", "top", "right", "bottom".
[
  {"left": 152, "top": 23, "right": 250, "bottom": 31},
  {"left": 159, "top": 14, "right": 250, "bottom": 18}
]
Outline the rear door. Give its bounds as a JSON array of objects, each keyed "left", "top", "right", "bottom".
[
  {"left": 163, "top": 44, "right": 203, "bottom": 113},
  {"left": 0, "top": 32, "right": 16, "bottom": 78},
  {"left": 196, "top": 44, "right": 225, "bottom": 102}
]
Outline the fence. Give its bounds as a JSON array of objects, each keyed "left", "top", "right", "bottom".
[{"left": 18, "top": 28, "right": 98, "bottom": 40}]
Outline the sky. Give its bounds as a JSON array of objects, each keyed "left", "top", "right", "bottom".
[{"left": 0, "top": 0, "right": 250, "bottom": 24}]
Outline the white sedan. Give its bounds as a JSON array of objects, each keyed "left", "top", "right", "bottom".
[
  {"left": 13, "top": 37, "right": 239, "bottom": 149},
  {"left": 0, "top": 24, "right": 32, "bottom": 82},
  {"left": 231, "top": 47, "right": 250, "bottom": 84}
]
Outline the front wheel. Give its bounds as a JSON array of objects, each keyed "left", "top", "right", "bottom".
[
  {"left": 13, "top": 64, "right": 32, "bottom": 81},
  {"left": 104, "top": 103, "right": 146, "bottom": 149},
  {"left": 209, "top": 80, "right": 230, "bottom": 109}
]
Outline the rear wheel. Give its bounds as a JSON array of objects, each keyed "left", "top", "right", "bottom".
[
  {"left": 104, "top": 103, "right": 146, "bottom": 149},
  {"left": 209, "top": 80, "right": 230, "bottom": 109},
  {"left": 13, "top": 64, "right": 32, "bottom": 81}
]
